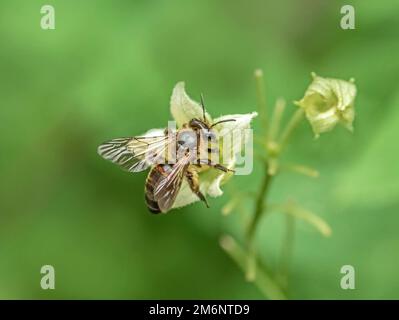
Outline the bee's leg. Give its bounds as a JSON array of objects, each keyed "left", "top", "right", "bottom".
[
  {"left": 197, "top": 159, "right": 234, "bottom": 173},
  {"left": 212, "top": 164, "right": 235, "bottom": 173},
  {"left": 185, "top": 168, "right": 209, "bottom": 208}
]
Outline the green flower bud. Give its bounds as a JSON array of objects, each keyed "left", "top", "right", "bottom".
[{"left": 295, "top": 73, "right": 357, "bottom": 137}]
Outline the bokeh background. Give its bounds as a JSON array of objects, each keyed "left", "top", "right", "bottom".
[{"left": 1, "top": 0, "right": 399, "bottom": 299}]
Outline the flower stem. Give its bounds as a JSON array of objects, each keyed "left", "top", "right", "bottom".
[
  {"left": 246, "top": 160, "right": 273, "bottom": 244},
  {"left": 254, "top": 69, "right": 268, "bottom": 129},
  {"left": 220, "top": 234, "right": 286, "bottom": 300},
  {"left": 279, "top": 108, "right": 304, "bottom": 150},
  {"left": 268, "top": 98, "right": 286, "bottom": 142},
  {"left": 244, "top": 104, "right": 305, "bottom": 289},
  {"left": 223, "top": 71, "right": 308, "bottom": 299}
]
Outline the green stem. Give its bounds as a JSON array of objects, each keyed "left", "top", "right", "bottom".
[
  {"left": 268, "top": 98, "right": 286, "bottom": 142},
  {"left": 244, "top": 105, "right": 305, "bottom": 288},
  {"left": 220, "top": 235, "right": 286, "bottom": 300},
  {"left": 246, "top": 161, "right": 273, "bottom": 244},
  {"left": 224, "top": 71, "right": 308, "bottom": 298},
  {"left": 279, "top": 108, "right": 304, "bottom": 150},
  {"left": 254, "top": 69, "right": 268, "bottom": 128}
]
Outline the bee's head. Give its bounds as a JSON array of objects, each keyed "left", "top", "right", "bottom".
[
  {"left": 189, "top": 118, "right": 210, "bottom": 131},
  {"left": 188, "top": 93, "right": 236, "bottom": 134},
  {"left": 188, "top": 119, "right": 219, "bottom": 140}
]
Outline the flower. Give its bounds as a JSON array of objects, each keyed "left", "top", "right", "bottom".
[
  {"left": 295, "top": 73, "right": 357, "bottom": 137},
  {"left": 151, "top": 82, "right": 257, "bottom": 209}
]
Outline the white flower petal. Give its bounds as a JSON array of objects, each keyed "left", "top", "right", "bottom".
[
  {"left": 141, "top": 128, "right": 165, "bottom": 137},
  {"left": 341, "top": 105, "right": 355, "bottom": 132},
  {"left": 212, "top": 112, "right": 258, "bottom": 133},
  {"left": 205, "top": 158, "right": 235, "bottom": 197},
  {"left": 199, "top": 113, "right": 257, "bottom": 200},
  {"left": 170, "top": 82, "right": 212, "bottom": 127},
  {"left": 308, "top": 108, "right": 340, "bottom": 137},
  {"left": 214, "top": 112, "right": 257, "bottom": 166},
  {"left": 172, "top": 180, "right": 201, "bottom": 209},
  {"left": 171, "top": 161, "right": 235, "bottom": 210}
]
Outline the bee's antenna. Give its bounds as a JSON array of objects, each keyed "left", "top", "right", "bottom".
[
  {"left": 200, "top": 93, "right": 206, "bottom": 123},
  {"left": 210, "top": 119, "right": 236, "bottom": 128}
]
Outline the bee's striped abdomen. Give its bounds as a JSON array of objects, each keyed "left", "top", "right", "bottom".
[{"left": 145, "top": 164, "right": 173, "bottom": 214}]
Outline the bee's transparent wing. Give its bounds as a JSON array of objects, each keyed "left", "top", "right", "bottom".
[
  {"left": 154, "top": 154, "right": 191, "bottom": 212},
  {"left": 98, "top": 134, "right": 173, "bottom": 172}
]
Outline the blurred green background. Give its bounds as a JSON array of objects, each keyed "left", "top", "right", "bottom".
[{"left": 1, "top": 0, "right": 399, "bottom": 299}]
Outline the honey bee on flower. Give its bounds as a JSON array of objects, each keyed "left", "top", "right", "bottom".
[{"left": 98, "top": 82, "right": 257, "bottom": 213}]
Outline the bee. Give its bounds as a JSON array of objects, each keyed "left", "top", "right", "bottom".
[{"left": 98, "top": 95, "right": 235, "bottom": 213}]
